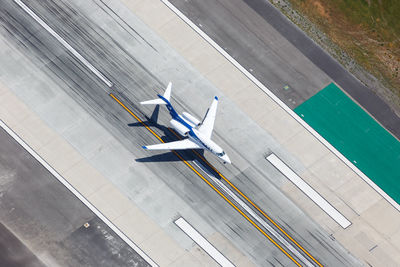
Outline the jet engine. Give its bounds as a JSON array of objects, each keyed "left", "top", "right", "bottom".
[
  {"left": 182, "top": 112, "right": 201, "bottom": 127},
  {"left": 170, "top": 119, "right": 189, "bottom": 136}
]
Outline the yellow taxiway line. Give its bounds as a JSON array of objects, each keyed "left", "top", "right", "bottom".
[
  {"left": 184, "top": 140, "right": 323, "bottom": 267},
  {"left": 167, "top": 128, "right": 322, "bottom": 267},
  {"left": 110, "top": 92, "right": 314, "bottom": 266}
]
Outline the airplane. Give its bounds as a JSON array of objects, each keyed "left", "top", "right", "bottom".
[{"left": 140, "top": 82, "right": 231, "bottom": 164}]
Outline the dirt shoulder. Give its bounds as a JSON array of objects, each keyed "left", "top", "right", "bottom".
[{"left": 270, "top": 0, "right": 400, "bottom": 116}]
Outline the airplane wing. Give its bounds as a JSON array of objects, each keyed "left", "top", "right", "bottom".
[
  {"left": 198, "top": 96, "right": 218, "bottom": 139},
  {"left": 142, "top": 138, "right": 201, "bottom": 150}
]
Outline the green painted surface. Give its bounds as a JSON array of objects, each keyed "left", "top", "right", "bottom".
[{"left": 295, "top": 83, "right": 400, "bottom": 203}]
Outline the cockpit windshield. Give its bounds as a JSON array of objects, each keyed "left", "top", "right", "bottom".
[{"left": 217, "top": 151, "right": 225, "bottom": 157}]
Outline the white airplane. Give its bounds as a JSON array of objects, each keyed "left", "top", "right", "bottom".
[{"left": 140, "top": 82, "right": 231, "bottom": 164}]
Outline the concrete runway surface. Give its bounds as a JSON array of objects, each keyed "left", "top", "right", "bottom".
[
  {"left": 0, "top": 0, "right": 361, "bottom": 266},
  {"left": 170, "top": 0, "right": 400, "bottom": 139}
]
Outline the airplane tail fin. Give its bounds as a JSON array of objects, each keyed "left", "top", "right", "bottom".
[{"left": 140, "top": 82, "right": 172, "bottom": 105}]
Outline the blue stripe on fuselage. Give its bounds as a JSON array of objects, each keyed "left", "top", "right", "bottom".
[
  {"left": 157, "top": 95, "right": 214, "bottom": 153},
  {"left": 188, "top": 131, "right": 210, "bottom": 150},
  {"left": 158, "top": 94, "right": 194, "bottom": 132},
  {"left": 157, "top": 94, "right": 212, "bottom": 151}
]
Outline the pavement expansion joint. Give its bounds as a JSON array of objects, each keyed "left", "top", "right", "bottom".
[
  {"left": 160, "top": 0, "right": 400, "bottom": 216},
  {"left": 109, "top": 92, "right": 322, "bottom": 267}
]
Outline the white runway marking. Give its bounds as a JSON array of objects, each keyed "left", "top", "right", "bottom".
[
  {"left": 14, "top": 0, "right": 113, "bottom": 87},
  {"left": 0, "top": 120, "right": 157, "bottom": 267},
  {"left": 267, "top": 154, "right": 351, "bottom": 228},
  {"left": 193, "top": 161, "right": 314, "bottom": 267},
  {"left": 161, "top": 0, "right": 400, "bottom": 212},
  {"left": 174, "top": 217, "right": 235, "bottom": 267}
]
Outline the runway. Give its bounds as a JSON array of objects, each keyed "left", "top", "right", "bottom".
[
  {"left": 0, "top": 0, "right": 361, "bottom": 265},
  {"left": 170, "top": 0, "right": 400, "bottom": 139}
]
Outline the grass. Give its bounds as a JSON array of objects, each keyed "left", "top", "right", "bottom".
[{"left": 287, "top": 0, "right": 400, "bottom": 102}]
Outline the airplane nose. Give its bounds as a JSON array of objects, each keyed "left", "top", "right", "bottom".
[{"left": 221, "top": 154, "right": 231, "bottom": 164}]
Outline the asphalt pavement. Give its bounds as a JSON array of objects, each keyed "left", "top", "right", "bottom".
[
  {"left": 0, "top": 0, "right": 360, "bottom": 265},
  {"left": 0, "top": 127, "right": 150, "bottom": 266}
]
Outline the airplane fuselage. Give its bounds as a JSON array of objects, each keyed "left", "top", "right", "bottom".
[
  {"left": 159, "top": 94, "right": 229, "bottom": 163},
  {"left": 170, "top": 117, "right": 227, "bottom": 160}
]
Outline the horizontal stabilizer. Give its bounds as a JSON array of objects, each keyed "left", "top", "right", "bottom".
[
  {"left": 140, "top": 82, "right": 172, "bottom": 105},
  {"left": 163, "top": 82, "right": 172, "bottom": 101}
]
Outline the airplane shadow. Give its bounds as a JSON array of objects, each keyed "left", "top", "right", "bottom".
[
  {"left": 131, "top": 105, "right": 221, "bottom": 178},
  {"left": 131, "top": 105, "right": 199, "bottom": 161},
  {"left": 136, "top": 150, "right": 197, "bottom": 163},
  {"left": 129, "top": 105, "right": 173, "bottom": 141}
]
